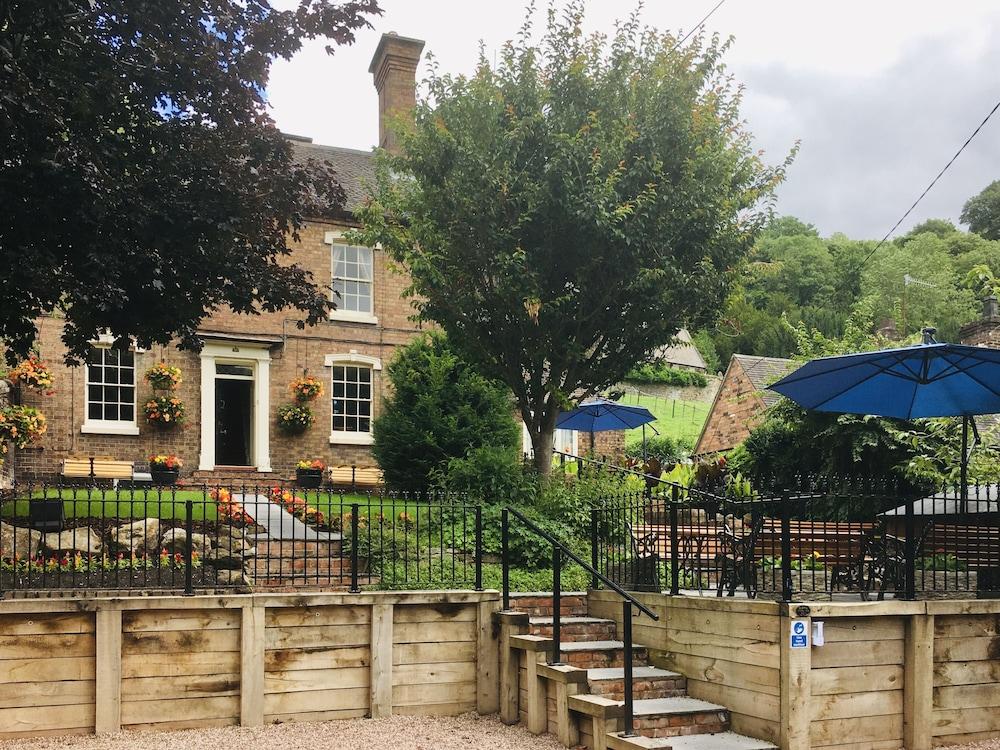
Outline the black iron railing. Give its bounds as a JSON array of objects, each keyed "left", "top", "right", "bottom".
[
  {"left": 501, "top": 505, "right": 659, "bottom": 738},
  {"left": 0, "top": 483, "right": 482, "bottom": 595},
  {"left": 591, "top": 475, "right": 1000, "bottom": 601}
]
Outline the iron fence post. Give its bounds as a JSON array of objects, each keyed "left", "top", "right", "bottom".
[
  {"left": 184, "top": 500, "right": 194, "bottom": 596},
  {"left": 621, "top": 599, "right": 636, "bottom": 737},
  {"left": 350, "top": 503, "right": 360, "bottom": 593},
  {"left": 501, "top": 508, "right": 510, "bottom": 611},
  {"left": 474, "top": 505, "right": 483, "bottom": 591},
  {"left": 780, "top": 495, "right": 793, "bottom": 602},
  {"left": 670, "top": 485, "right": 680, "bottom": 595},
  {"left": 590, "top": 507, "right": 600, "bottom": 590},
  {"left": 904, "top": 496, "right": 916, "bottom": 600},
  {"left": 550, "top": 545, "right": 562, "bottom": 665}
]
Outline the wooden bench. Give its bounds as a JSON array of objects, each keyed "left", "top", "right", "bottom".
[
  {"left": 61, "top": 457, "right": 136, "bottom": 486},
  {"left": 328, "top": 465, "right": 384, "bottom": 491}
]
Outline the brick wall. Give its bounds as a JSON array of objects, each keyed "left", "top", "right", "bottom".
[
  {"left": 15, "top": 219, "right": 423, "bottom": 482},
  {"left": 694, "top": 358, "right": 768, "bottom": 455}
]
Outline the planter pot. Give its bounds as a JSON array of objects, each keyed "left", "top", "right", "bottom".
[
  {"left": 756, "top": 569, "right": 832, "bottom": 601},
  {"left": 28, "top": 498, "right": 64, "bottom": 532},
  {"left": 296, "top": 468, "right": 323, "bottom": 489},
  {"left": 149, "top": 467, "right": 180, "bottom": 486},
  {"left": 915, "top": 570, "right": 978, "bottom": 600}
]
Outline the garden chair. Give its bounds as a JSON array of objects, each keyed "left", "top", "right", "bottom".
[{"left": 716, "top": 513, "right": 764, "bottom": 598}]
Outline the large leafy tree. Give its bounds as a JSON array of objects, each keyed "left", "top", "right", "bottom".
[
  {"left": 355, "top": 4, "right": 792, "bottom": 473},
  {"left": 961, "top": 180, "right": 1000, "bottom": 240},
  {"left": 0, "top": 0, "right": 380, "bottom": 361}
]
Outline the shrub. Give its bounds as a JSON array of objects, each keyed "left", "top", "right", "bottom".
[
  {"left": 624, "top": 363, "right": 708, "bottom": 388},
  {"left": 625, "top": 435, "right": 687, "bottom": 466},
  {"left": 373, "top": 333, "right": 520, "bottom": 493},
  {"left": 433, "top": 446, "right": 533, "bottom": 505}
]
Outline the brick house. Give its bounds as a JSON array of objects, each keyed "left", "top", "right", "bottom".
[
  {"left": 13, "top": 32, "right": 428, "bottom": 484},
  {"left": 694, "top": 354, "right": 795, "bottom": 456}
]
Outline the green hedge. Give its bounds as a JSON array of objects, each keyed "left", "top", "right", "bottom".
[{"left": 624, "top": 364, "right": 708, "bottom": 388}]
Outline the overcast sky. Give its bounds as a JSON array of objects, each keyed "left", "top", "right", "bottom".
[{"left": 268, "top": 1, "right": 1000, "bottom": 239}]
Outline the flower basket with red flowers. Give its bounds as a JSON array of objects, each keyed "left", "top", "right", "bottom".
[
  {"left": 145, "top": 395, "right": 186, "bottom": 428},
  {"left": 6, "top": 354, "right": 55, "bottom": 395},
  {"left": 295, "top": 458, "right": 325, "bottom": 488},
  {"left": 289, "top": 375, "right": 324, "bottom": 403},
  {"left": 149, "top": 454, "right": 183, "bottom": 485}
]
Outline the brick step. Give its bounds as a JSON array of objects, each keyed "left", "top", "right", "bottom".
[
  {"left": 557, "top": 640, "right": 649, "bottom": 669},
  {"left": 631, "top": 696, "right": 730, "bottom": 739},
  {"left": 188, "top": 470, "right": 279, "bottom": 488},
  {"left": 606, "top": 731, "right": 777, "bottom": 749},
  {"left": 509, "top": 591, "right": 588, "bottom": 618},
  {"left": 587, "top": 666, "right": 686, "bottom": 701},
  {"left": 529, "top": 616, "right": 617, "bottom": 641}
]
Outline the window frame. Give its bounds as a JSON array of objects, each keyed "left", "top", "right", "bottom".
[
  {"left": 325, "top": 231, "right": 378, "bottom": 325},
  {"left": 324, "top": 352, "right": 381, "bottom": 445},
  {"left": 81, "top": 342, "right": 140, "bottom": 436}
]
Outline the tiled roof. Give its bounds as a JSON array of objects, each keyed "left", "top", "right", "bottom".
[
  {"left": 731, "top": 354, "right": 797, "bottom": 408},
  {"left": 286, "top": 135, "right": 376, "bottom": 214},
  {"left": 651, "top": 329, "right": 708, "bottom": 372}
]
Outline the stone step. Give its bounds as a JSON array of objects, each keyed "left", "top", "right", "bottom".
[
  {"left": 587, "top": 666, "right": 686, "bottom": 701},
  {"left": 529, "top": 616, "right": 617, "bottom": 642},
  {"left": 557, "top": 640, "right": 649, "bottom": 669},
  {"left": 630, "top": 696, "right": 730, "bottom": 739},
  {"left": 607, "top": 731, "right": 777, "bottom": 749},
  {"left": 509, "top": 591, "right": 589, "bottom": 618}
]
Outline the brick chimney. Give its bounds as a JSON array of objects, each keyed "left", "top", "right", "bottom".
[
  {"left": 369, "top": 32, "right": 425, "bottom": 154},
  {"left": 959, "top": 295, "right": 1000, "bottom": 348}
]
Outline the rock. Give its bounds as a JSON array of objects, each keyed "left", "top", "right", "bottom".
[
  {"left": 161, "top": 528, "right": 211, "bottom": 553},
  {"left": 214, "top": 569, "right": 253, "bottom": 591},
  {"left": 111, "top": 519, "right": 161, "bottom": 554},
  {"left": 204, "top": 548, "right": 244, "bottom": 570},
  {"left": 0, "top": 522, "right": 42, "bottom": 557},
  {"left": 215, "top": 535, "right": 253, "bottom": 556},
  {"left": 43, "top": 527, "right": 103, "bottom": 556}
]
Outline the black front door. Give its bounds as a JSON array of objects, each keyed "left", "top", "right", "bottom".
[{"left": 215, "top": 378, "right": 253, "bottom": 466}]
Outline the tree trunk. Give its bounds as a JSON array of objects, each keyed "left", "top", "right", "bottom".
[{"left": 531, "top": 425, "right": 556, "bottom": 477}]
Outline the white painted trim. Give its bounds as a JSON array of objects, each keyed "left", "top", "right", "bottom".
[
  {"left": 81, "top": 422, "right": 140, "bottom": 436},
  {"left": 329, "top": 431, "right": 375, "bottom": 446},
  {"left": 328, "top": 310, "right": 379, "bottom": 325},
  {"left": 324, "top": 352, "right": 383, "bottom": 370},
  {"left": 198, "top": 342, "right": 272, "bottom": 472}
]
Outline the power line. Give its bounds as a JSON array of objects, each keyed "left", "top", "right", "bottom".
[
  {"left": 858, "top": 96, "right": 1000, "bottom": 269},
  {"left": 673, "top": 0, "right": 727, "bottom": 51}
]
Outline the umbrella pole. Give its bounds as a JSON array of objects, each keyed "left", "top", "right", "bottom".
[
  {"left": 642, "top": 425, "right": 647, "bottom": 461},
  {"left": 961, "top": 415, "right": 969, "bottom": 507}
]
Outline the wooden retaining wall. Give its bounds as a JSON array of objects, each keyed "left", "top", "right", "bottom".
[
  {"left": 0, "top": 591, "right": 500, "bottom": 739},
  {"left": 587, "top": 593, "right": 1000, "bottom": 750}
]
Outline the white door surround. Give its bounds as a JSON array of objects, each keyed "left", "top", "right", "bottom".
[{"left": 198, "top": 341, "right": 272, "bottom": 472}]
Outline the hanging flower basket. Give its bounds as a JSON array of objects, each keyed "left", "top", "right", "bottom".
[
  {"left": 289, "top": 375, "right": 324, "bottom": 403},
  {"left": 7, "top": 355, "right": 55, "bottom": 395},
  {"left": 145, "top": 396, "right": 186, "bottom": 429},
  {"left": 145, "top": 362, "right": 182, "bottom": 390},
  {"left": 277, "top": 404, "right": 313, "bottom": 434}
]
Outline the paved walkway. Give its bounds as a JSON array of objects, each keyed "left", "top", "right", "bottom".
[{"left": 235, "top": 493, "right": 341, "bottom": 542}]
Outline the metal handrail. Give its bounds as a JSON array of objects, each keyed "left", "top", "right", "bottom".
[{"left": 501, "top": 505, "right": 659, "bottom": 738}]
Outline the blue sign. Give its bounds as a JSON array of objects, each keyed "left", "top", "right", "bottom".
[{"left": 790, "top": 619, "right": 809, "bottom": 649}]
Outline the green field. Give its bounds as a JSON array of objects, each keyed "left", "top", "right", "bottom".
[{"left": 619, "top": 392, "right": 710, "bottom": 447}]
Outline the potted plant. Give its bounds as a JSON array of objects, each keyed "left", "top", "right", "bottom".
[
  {"left": 145, "top": 395, "right": 185, "bottom": 429},
  {"left": 295, "top": 459, "right": 325, "bottom": 488},
  {"left": 149, "top": 454, "right": 183, "bottom": 485},
  {"left": 277, "top": 403, "right": 313, "bottom": 434}
]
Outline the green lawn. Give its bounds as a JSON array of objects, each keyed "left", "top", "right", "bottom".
[
  {"left": 620, "top": 392, "right": 710, "bottom": 447},
  {"left": 1, "top": 488, "right": 420, "bottom": 522}
]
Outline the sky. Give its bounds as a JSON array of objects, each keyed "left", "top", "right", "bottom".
[{"left": 267, "top": 1, "right": 1000, "bottom": 239}]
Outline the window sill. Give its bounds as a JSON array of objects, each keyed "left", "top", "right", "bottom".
[
  {"left": 329, "top": 311, "right": 379, "bottom": 325},
  {"left": 81, "top": 422, "right": 140, "bottom": 436},
  {"left": 329, "top": 432, "right": 374, "bottom": 446}
]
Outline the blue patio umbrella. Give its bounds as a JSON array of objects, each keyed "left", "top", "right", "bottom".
[
  {"left": 768, "top": 329, "right": 1000, "bottom": 495},
  {"left": 556, "top": 398, "right": 657, "bottom": 458}
]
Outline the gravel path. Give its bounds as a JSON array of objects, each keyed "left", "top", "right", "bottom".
[
  {"left": 0, "top": 714, "right": 566, "bottom": 750},
  {"left": 948, "top": 742, "right": 1000, "bottom": 749}
]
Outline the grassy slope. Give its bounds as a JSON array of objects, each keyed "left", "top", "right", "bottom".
[{"left": 620, "top": 393, "right": 710, "bottom": 447}]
